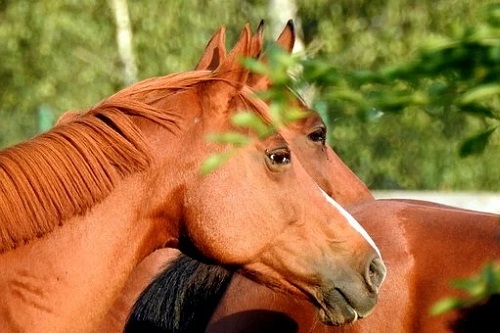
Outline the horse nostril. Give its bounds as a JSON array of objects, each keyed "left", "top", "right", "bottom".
[{"left": 365, "top": 257, "right": 386, "bottom": 293}]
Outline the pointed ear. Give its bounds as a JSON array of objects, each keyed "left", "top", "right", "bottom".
[
  {"left": 195, "top": 26, "right": 227, "bottom": 71},
  {"left": 202, "top": 24, "right": 264, "bottom": 115},
  {"left": 212, "top": 23, "right": 253, "bottom": 88},
  {"left": 276, "top": 19, "right": 295, "bottom": 54},
  {"left": 250, "top": 20, "right": 265, "bottom": 59},
  {"left": 247, "top": 20, "right": 296, "bottom": 91}
]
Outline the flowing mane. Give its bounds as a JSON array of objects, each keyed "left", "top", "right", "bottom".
[
  {"left": 0, "top": 70, "right": 227, "bottom": 253},
  {"left": 0, "top": 22, "right": 273, "bottom": 253}
]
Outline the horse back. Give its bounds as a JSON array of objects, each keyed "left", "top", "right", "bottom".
[{"left": 351, "top": 199, "right": 499, "bottom": 333}]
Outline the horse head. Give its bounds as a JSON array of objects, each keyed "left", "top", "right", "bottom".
[{"left": 61, "top": 23, "right": 385, "bottom": 325}]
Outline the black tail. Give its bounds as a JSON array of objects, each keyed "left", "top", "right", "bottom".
[{"left": 125, "top": 254, "right": 233, "bottom": 333}]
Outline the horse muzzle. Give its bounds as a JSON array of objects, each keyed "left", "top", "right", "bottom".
[{"left": 315, "top": 255, "right": 386, "bottom": 326}]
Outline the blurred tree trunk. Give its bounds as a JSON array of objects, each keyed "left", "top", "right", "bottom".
[
  {"left": 269, "top": 0, "right": 316, "bottom": 105},
  {"left": 109, "top": 0, "right": 137, "bottom": 86}
]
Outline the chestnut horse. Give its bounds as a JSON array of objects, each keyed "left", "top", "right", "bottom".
[
  {"left": 201, "top": 201, "right": 499, "bottom": 333},
  {"left": 123, "top": 22, "right": 500, "bottom": 333},
  {"left": 0, "top": 24, "right": 386, "bottom": 332},
  {"left": 95, "top": 20, "right": 376, "bottom": 333}
]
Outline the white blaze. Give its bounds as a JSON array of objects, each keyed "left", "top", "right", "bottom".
[{"left": 321, "top": 189, "right": 382, "bottom": 258}]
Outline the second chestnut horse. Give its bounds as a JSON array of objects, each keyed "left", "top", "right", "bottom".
[{"left": 122, "top": 21, "right": 499, "bottom": 333}]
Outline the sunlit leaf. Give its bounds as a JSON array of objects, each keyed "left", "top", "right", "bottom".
[
  {"left": 231, "top": 111, "right": 271, "bottom": 137},
  {"left": 430, "top": 298, "right": 465, "bottom": 316},
  {"left": 240, "top": 57, "right": 268, "bottom": 75},
  {"left": 206, "top": 132, "right": 250, "bottom": 147},
  {"left": 199, "top": 150, "right": 234, "bottom": 175},
  {"left": 452, "top": 278, "right": 485, "bottom": 297},
  {"left": 459, "top": 84, "right": 500, "bottom": 104},
  {"left": 432, "top": 263, "right": 500, "bottom": 316}
]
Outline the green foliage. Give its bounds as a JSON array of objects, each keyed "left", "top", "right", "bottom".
[
  {"left": 459, "top": 127, "right": 497, "bottom": 157},
  {"left": 431, "top": 263, "right": 500, "bottom": 315},
  {"left": 0, "top": 0, "right": 270, "bottom": 147},
  {"left": 201, "top": 44, "right": 308, "bottom": 174},
  {"left": 300, "top": 3, "right": 500, "bottom": 150},
  {"left": 231, "top": 111, "right": 270, "bottom": 138},
  {"left": 199, "top": 150, "right": 235, "bottom": 175},
  {"left": 1, "top": 0, "right": 499, "bottom": 190},
  {"left": 297, "top": 0, "right": 500, "bottom": 190}
]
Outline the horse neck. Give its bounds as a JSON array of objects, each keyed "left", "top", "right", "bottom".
[
  {"left": 0, "top": 174, "right": 173, "bottom": 333},
  {"left": 327, "top": 149, "right": 374, "bottom": 206}
]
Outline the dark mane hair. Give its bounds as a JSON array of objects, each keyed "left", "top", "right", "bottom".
[{"left": 125, "top": 254, "right": 233, "bottom": 333}]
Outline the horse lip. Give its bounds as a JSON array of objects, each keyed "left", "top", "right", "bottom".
[{"left": 315, "top": 288, "right": 360, "bottom": 326}]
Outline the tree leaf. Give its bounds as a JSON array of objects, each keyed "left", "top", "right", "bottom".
[
  {"left": 460, "top": 103, "right": 499, "bottom": 119},
  {"left": 206, "top": 132, "right": 250, "bottom": 147},
  {"left": 459, "top": 84, "right": 500, "bottom": 104},
  {"left": 459, "top": 127, "right": 497, "bottom": 157},
  {"left": 199, "top": 150, "right": 234, "bottom": 175},
  {"left": 240, "top": 57, "right": 269, "bottom": 75},
  {"left": 231, "top": 111, "right": 271, "bottom": 137},
  {"left": 430, "top": 298, "right": 465, "bottom": 316}
]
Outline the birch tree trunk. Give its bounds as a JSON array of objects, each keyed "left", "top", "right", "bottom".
[
  {"left": 269, "top": 0, "right": 316, "bottom": 105},
  {"left": 268, "top": 0, "right": 304, "bottom": 52},
  {"left": 109, "top": 0, "right": 137, "bottom": 86}
]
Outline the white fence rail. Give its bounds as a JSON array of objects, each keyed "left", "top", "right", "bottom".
[{"left": 372, "top": 191, "right": 500, "bottom": 214}]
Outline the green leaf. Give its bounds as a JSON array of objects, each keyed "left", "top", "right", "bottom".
[
  {"left": 199, "top": 150, "right": 234, "bottom": 175},
  {"left": 452, "top": 278, "right": 485, "bottom": 297},
  {"left": 240, "top": 57, "right": 269, "bottom": 75},
  {"left": 206, "top": 132, "right": 250, "bottom": 147},
  {"left": 459, "top": 84, "right": 500, "bottom": 104},
  {"left": 459, "top": 127, "right": 497, "bottom": 157},
  {"left": 283, "top": 106, "right": 309, "bottom": 122},
  {"left": 460, "top": 103, "right": 499, "bottom": 119},
  {"left": 231, "top": 111, "right": 271, "bottom": 137},
  {"left": 430, "top": 298, "right": 465, "bottom": 316}
]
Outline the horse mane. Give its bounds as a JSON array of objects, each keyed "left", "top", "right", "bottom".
[
  {"left": 125, "top": 254, "right": 233, "bottom": 333},
  {"left": 0, "top": 70, "right": 219, "bottom": 253},
  {"left": 0, "top": 19, "right": 268, "bottom": 253}
]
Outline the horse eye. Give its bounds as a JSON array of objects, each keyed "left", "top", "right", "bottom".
[
  {"left": 269, "top": 152, "right": 291, "bottom": 165},
  {"left": 266, "top": 148, "right": 292, "bottom": 167},
  {"left": 308, "top": 128, "right": 326, "bottom": 145}
]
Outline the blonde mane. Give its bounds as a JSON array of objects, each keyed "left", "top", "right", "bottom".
[{"left": 0, "top": 71, "right": 216, "bottom": 252}]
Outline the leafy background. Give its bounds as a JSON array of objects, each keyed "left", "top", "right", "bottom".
[{"left": 1, "top": 0, "right": 499, "bottom": 190}]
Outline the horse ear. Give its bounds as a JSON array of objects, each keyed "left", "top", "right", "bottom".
[
  {"left": 55, "top": 110, "right": 80, "bottom": 126},
  {"left": 276, "top": 19, "right": 295, "bottom": 54},
  {"left": 250, "top": 20, "right": 265, "bottom": 60},
  {"left": 195, "top": 26, "right": 227, "bottom": 71},
  {"left": 247, "top": 20, "right": 296, "bottom": 91},
  {"left": 212, "top": 23, "right": 254, "bottom": 88}
]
